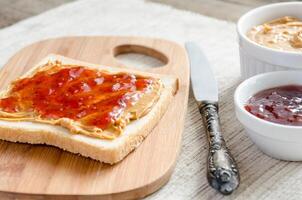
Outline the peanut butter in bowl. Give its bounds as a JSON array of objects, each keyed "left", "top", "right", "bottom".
[{"left": 247, "top": 16, "right": 302, "bottom": 52}]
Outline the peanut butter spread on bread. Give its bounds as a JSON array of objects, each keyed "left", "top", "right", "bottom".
[
  {"left": 247, "top": 16, "right": 302, "bottom": 52},
  {"left": 0, "top": 61, "right": 162, "bottom": 139}
]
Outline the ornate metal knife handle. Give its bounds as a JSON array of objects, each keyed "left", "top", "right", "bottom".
[{"left": 198, "top": 101, "right": 240, "bottom": 195}]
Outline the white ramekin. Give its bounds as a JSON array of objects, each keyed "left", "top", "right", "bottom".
[
  {"left": 234, "top": 71, "right": 302, "bottom": 161},
  {"left": 237, "top": 2, "right": 302, "bottom": 80}
]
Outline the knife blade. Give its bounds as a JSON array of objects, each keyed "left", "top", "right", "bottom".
[
  {"left": 186, "top": 42, "right": 218, "bottom": 102},
  {"left": 185, "top": 42, "right": 240, "bottom": 195}
]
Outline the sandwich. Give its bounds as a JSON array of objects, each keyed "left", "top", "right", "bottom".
[{"left": 0, "top": 54, "right": 178, "bottom": 164}]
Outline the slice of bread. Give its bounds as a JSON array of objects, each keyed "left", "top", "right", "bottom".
[{"left": 0, "top": 54, "right": 178, "bottom": 164}]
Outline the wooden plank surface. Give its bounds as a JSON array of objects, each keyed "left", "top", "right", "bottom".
[
  {"left": 0, "top": 36, "right": 189, "bottom": 199},
  {"left": 0, "top": 0, "right": 74, "bottom": 28},
  {"left": 149, "top": 0, "right": 297, "bottom": 21},
  {"left": 0, "top": 0, "right": 295, "bottom": 28}
]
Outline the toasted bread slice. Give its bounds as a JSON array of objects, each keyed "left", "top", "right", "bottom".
[{"left": 0, "top": 54, "right": 178, "bottom": 164}]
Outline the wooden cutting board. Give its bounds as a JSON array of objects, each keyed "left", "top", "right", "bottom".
[{"left": 0, "top": 36, "right": 189, "bottom": 199}]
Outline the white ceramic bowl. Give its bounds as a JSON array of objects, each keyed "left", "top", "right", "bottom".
[
  {"left": 234, "top": 71, "right": 302, "bottom": 161},
  {"left": 237, "top": 2, "right": 302, "bottom": 80}
]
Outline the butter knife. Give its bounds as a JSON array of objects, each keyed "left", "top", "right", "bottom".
[{"left": 185, "top": 42, "right": 240, "bottom": 195}]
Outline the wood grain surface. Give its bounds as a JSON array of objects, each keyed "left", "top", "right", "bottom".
[
  {"left": 149, "top": 0, "right": 295, "bottom": 21},
  {"left": 0, "top": 36, "right": 190, "bottom": 199},
  {"left": 0, "top": 0, "right": 293, "bottom": 29}
]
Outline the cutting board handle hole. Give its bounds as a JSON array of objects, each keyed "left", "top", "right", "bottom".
[{"left": 113, "top": 45, "right": 168, "bottom": 69}]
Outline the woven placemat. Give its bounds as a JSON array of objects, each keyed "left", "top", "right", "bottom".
[{"left": 0, "top": 0, "right": 300, "bottom": 199}]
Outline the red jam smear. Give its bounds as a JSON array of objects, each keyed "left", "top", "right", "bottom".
[
  {"left": 245, "top": 85, "right": 302, "bottom": 126},
  {"left": 0, "top": 65, "right": 155, "bottom": 130}
]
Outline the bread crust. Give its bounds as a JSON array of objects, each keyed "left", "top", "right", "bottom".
[{"left": 0, "top": 54, "right": 178, "bottom": 164}]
